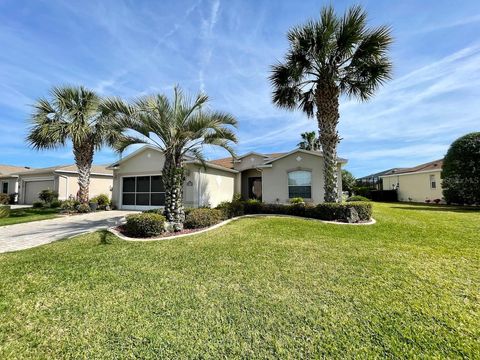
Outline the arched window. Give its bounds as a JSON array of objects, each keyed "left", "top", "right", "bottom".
[{"left": 288, "top": 170, "right": 312, "bottom": 199}]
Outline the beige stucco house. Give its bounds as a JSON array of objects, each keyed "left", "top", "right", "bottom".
[
  {"left": 380, "top": 159, "right": 443, "bottom": 202},
  {"left": 108, "top": 145, "right": 346, "bottom": 211},
  {"left": 0, "top": 164, "right": 34, "bottom": 202},
  {"left": 9, "top": 164, "right": 113, "bottom": 204}
]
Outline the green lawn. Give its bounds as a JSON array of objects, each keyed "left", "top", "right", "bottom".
[
  {"left": 0, "top": 207, "right": 60, "bottom": 226},
  {"left": 0, "top": 203, "right": 478, "bottom": 358}
]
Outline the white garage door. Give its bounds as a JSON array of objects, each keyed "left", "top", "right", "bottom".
[{"left": 24, "top": 180, "right": 54, "bottom": 204}]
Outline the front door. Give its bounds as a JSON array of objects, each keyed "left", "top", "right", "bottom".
[{"left": 248, "top": 177, "right": 262, "bottom": 200}]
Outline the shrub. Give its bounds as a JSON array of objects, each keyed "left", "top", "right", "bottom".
[
  {"left": 305, "top": 202, "right": 372, "bottom": 222},
  {"left": 352, "top": 186, "right": 371, "bottom": 197},
  {"left": 442, "top": 132, "right": 480, "bottom": 205},
  {"left": 91, "top": 194, "right": 110, "bottom": 209},
  {"left": 50, "top": 199, "right": 62, "bottom": 208},
  {"left": 0, "top": 193, "right": 9, "bottom": 205},
  {"left": 76, "top": 203, "right": 91, "bottom": 213},
  {"left": 243, "top": 199, "right": 262, "bottom": 214},
  {"left": 32, "top": 201, "right": 44, "bottom": 209},
  {"left": 61, "top": 199, "right": 80, "bottom": 212},
  {"left": 39, "top": 189, "right": 58, "bottom": 204},
  {"left": 125, "top": 213, "right": 166, "bottom": 237},
  {"left": 184, "top": 208, "right": 223, "bottom": 229},
  {"left": 143, "top": 208, "right": 165, "bottom": 215},
  {"left": 289, "top": 197, "right": 304, "bottom": 204},
  {"left": 0, "top": 205, "right": 10, "bottom": 218},
  {"left": 216, "top": 200, "right": 244, "bottom": 219},
  {"left": 8, "top": 193, "right": 17, "bottom": 204},
  {"left": 346, "top": 195, "right": 370, "bottom": 202}
]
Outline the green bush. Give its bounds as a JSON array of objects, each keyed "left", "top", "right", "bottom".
[
  {"left": 76, "top": 203, "right": 91, "bottom": 213},
  {"left": 243, "top": 199, "right": 262, "bottom": 214},
  {"left": 0, "top": 205, "right": 10, "bottom": 218},
  {"left": 32, "top": 201, "right": 44, "bottom": 209},
  {"left": 216, "top": 200, "right": 244, "bottom": 219},
  {"left": 289, "top": 197, "right": 304, "bottom": 204},
  {"left": 143, "top": 208, "right": 165, "bottom": 215},
  {"left": 184, "top": 208, "right": 223, "bottom": 229},
  {"left": 50, "top": 199, "right": 62, "bottom": 208},
  {"left": 352, "top": 186, "right": 371, "bottom": 198},
  {"left": 91, "top": 194, "right": 110, "bottom": 209},
  {"left": 39, "top": 189, "right": 58, "bottom": 204},
  {"left": 60, "top": 200, "right": 80, "bottom": 211},
  {"left": 311, "top": 202, "right": 372, "bottom": 222},
  {"left": 442, "top": 132, "right": 480, "bottom": 205},
  {"left": 346, "top": 195, "right": 370, "bottom": 202},
  {"left": 125, "top": 213, "right": 166, "bottom": 237},
  {"left": 0, "top": 193, "right": 9, "bottom": 205}
]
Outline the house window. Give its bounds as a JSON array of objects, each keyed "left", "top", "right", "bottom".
[
  {"left": 288, "top": 170, "right": 311, "bottom": 198},
  {"left": 430, "top": 175, "right": 436, "bottom": 189},
  {"left": 122, "top": 176, "right": 165, "bottom": 206},
  {"left": 1, "top": 182, "right": 8, "bottom": 194}
]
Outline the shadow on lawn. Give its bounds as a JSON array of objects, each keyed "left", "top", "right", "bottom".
[{"left": 391, "top": 203, "right": 480, "bottom": 214}]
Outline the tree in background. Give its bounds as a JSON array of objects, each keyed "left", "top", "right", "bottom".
[
  {"left": 297, "top": 131, "right": 321, "bottom": 151},
  {"left": 442, "top": 132, "right": 480, "bottom": 205},
  {"left": 102, "top": 86, "right": 237, "bottom": 230},
  {"left": 27, "top": 86, "right": 118, "bottom": 204},
  {"left": 271, "top": 5, "right": 392, "bottom": 202},
  {"left": 341, "top": 170, "right": 356, "bottom": 195}
]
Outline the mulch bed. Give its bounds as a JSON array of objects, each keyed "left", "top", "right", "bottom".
[{"left": 116, "top": 225, "right": 206, "bottom": 239}]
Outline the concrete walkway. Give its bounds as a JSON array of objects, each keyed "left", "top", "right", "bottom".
[{"left": 0, "top": 210, "right": 135, "bottom": 254}]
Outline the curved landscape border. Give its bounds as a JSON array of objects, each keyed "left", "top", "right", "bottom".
[{"left": 109, "top": 214, "right": 377, "bottom": 242}]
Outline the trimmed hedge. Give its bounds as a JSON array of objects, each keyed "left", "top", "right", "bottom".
[
  {"left": 125, "top": 213, "right": 166, "bottom": 237},
  {"left": 184, "top": 208, "right": 223, "bottom": 229},
  {"left": 347, "top": 195, "right": 370, "bottom": 202},
  {"left": 216, "top": 200, "right": 372, "bottom": 223}
]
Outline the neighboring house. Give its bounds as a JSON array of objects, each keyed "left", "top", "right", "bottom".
[
  {"left": 356, "top": 168, "right": 406, "bottom": 190},
  {"left": 0, "top": 164, "right": 34, "bottom": 202},
  {"left": 13, "top": 164, "right": 113, "bottom": 204},
  {"left": 380, "top": 159, "right": 443, "bottom": 202},
  {"left": 108, "top": 145, "right": 346, "bottom": 211}
]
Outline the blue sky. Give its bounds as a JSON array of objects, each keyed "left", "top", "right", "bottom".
[{"left": 0, "top": 0, "right": 479, "bottom": 176}]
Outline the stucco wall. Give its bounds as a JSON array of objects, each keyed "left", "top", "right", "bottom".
[
  {"left": 381, "top": 170, "right": 443, "bottom": 202},
  {"left": 261, "top": 152, "right": 342, "bottom": 204},
  {"left": 0, "top": 177, "right": 18, "bottom": 195},
  {"left": 111, "top": 148, "right": 235, "bottom": 209},
  {"left": 233, "top": 154, "right": 266, "bottom": 172},
  {"left": 62, "top": 174, "right": 113, "bottom": 201}
]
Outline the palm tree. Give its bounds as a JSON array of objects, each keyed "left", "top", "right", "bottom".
[
  {"left": 102, "top": 86, "right": 237, "bottom": 230},
  {"left": 297, "top": 131, "right": 321, "bottom": 151},
  {"left": 271, "top": 5, "right": 392, "bottom": 202},
  {"left": 27, "top": 86, "right": 118, "bottom": 204}
]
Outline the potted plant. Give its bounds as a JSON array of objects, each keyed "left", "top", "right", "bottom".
[{"left": 89, "top": 199, "right": 98, "bottom": 211}]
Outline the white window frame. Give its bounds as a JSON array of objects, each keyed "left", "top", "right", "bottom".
[
  {"left": 430, "top": 174, "right": 436, "bottom": 189},
  {"left": 287, "top": 170, "right": 312, "bottom": 199}
]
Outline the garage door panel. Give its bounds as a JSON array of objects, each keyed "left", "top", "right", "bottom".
[{"left": 24, "top": 180, "right": 54, "bottom": 204}]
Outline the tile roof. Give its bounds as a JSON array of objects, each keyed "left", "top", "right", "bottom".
[
  {"left": 14, "top": 164, "right": 113, "bottom": 176},
  {"left": 384, "top": 159, "right": 443, "bottom": 175},
  {"left": 209, "top": 152, "right": 287, "bottom": 169},
  {"left": 0, "top": 164, "right": 34, "bottom": 176}
]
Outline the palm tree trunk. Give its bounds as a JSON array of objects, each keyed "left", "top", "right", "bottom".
[
  {"left": 73, "top": 144, "right": 94, "bottom": 204},
  {"left": 316, "top": 83, "right": 340, "bottom": 203},
  {"left": 163, "top": 154, "right": 185, "bottom": 231}
]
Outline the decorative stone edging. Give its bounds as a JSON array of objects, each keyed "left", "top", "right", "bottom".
[{"left": 108, "top": 214, "right": 376, "bottom": 242}]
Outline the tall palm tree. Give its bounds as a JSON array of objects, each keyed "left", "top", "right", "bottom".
[
  {"left": 271, "top": 5, "right": 392, "bottom": 202},
  {"left": 297, "top": 131, "right": 321, "bottom": 151},
  {"left": 102, "top": 86, "right": 237, "bottom": 230},
  {"left": 27, "top": 86, "right": 118, "bottom": 204}
]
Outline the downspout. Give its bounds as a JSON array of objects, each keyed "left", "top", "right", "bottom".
[{"left": 197, "top": 166, "right": 202, "bottom": 207}]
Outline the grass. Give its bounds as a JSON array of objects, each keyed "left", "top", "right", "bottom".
[
  {"left": 0, "top": 207, "right": 60, "bottom": 226},
  {"left": 0, "top": 203, "right": 478, "bottom": 358}
]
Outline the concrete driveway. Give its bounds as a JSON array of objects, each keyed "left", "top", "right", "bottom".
[{"left": 0, "top": 210, "right": 136, "bottom": 254}]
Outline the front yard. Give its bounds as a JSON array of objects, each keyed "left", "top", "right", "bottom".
[
  {"left": 0, "top": 207, "right": 60, "bottom": 227},
  {"left": 0, "top": 203, "right": 478, "bottom": 358}
]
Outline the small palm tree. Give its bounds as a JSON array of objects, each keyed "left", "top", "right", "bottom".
[
  {"left": 102, "top": 86, "right": 237, "bottom": 230},
  {"left": 271, "top": 5, "right": 392, "bottom": 202},
  {"left": 27, "top": 86, "right": 118, "bottom": 204},
  {"left": 298, "top": 131, "right": 321, "bottom": 151}
]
